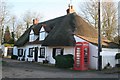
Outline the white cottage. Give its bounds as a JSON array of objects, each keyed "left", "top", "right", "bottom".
[{"left": 13, "top": 5, "right": 119, "bottom": 70}]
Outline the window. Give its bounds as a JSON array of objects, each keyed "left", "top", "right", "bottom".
[
  {"left": 7, "top": 48, "right": 13, "bottom": 56},
  {"left": 39, "top": 48, "right": 45, "bottom": 58},
  {"left": 53, "top": 48, "right": 64, "bottom": 59},
  {"left": 18, "top": 49, "right": 23, "bottom": 57},
  {"left": 39, "top": 27, "right": 48, "bottom": 41},
  {"left": 84, "top": 48, "right": 88, "bottom": 64},
  {"left": 28, "top": 48, "right": 33, "bottom": 57},
  {"left": 29, "top": 30, "right": 34, "bottom": 42}
]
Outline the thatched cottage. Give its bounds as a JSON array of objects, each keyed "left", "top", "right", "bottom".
[{"left": 13, "top": 5, "right": 119, "bottom": 70}]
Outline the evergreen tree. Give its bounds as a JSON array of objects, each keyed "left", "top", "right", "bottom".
[{"left": 4, "top": 26, "right": 11, "bottom": 43}]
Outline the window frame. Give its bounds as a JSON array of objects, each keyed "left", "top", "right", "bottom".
[
  {"left": 39, "top": 27, "right": 48, "bottom": 41},
  {"left": 29, "top": 33, "right": 34, "bottom": 42},
  {"left": 39, "top": 47, "right": 45, "bottom": 58},
  {"left": 39, "top": 31, "right": 46, "bottom": 40},
  {"left": 18, "top": 49, "right": 23, "bottom": 57},
  {"left": 28, "top": 48, "right": 34, "bottom": 57},
  {"left": 53, "top": 48, "right": 64, "bottom": 59}
]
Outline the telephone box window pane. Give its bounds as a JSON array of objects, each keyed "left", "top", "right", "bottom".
[{"left": 84, "top": 48, "right": 88, "bottom": 63}]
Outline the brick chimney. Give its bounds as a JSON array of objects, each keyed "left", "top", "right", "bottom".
[
  {"left": 66, "top": 5, "right": 75, "bottom": 14},
  {"left": 33, "top": 18, "right": 39, "bottom": 25}
]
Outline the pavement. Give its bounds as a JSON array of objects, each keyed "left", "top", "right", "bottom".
[{"left": 1, "top": 58, "right": 120, "bottom": 79}]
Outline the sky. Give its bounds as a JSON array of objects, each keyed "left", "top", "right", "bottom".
[
  {"left": 6, "top": 0, "right": 81, "bottom": 22},
  {"left": 5, "top": 0, "right": 120, "bottom": 22}
]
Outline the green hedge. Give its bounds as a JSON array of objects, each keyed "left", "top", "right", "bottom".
[
  {"left": 115, "top": 53, "right": 120, "bottom": 59},
  {"left": 11, "top": 55, "right": 18, "bottom": 60},
  {"left": 55, "top": 54, "right": 74, "bottom": 68}
]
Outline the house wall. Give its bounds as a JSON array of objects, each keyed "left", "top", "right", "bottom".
[
  {"left": 16, "top": 44, "right": 74, "bottom": 64},
  {"left": 46, "top": 46, "right": 74, "bottom": 64},
  {"left": 4, "top": 47, "right": 8, "bottom": 57},
  {"left": 13, "top": 46, "right": 18, "bottom": 56},
  {"left": 101, "top": 48, "right": 119, "bottom": 69},
  {"left": 2, "top": 46, "right": 13, "bottom": 57},
  {"left": 89, "top": 44, "right": 98, "bottom": 70},
  {"left": 24, "top": 45, "right": 41, "bottom": 61}
]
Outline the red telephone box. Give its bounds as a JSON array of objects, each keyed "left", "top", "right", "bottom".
[{"left": 74, "top": 42, "right": 89, "bottom": 71}]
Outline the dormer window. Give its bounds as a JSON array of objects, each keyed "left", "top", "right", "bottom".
[
  {"left": 29, "top": 29, "right": 34, "bottom": 42},
  {"left": 39, "top": 26, "right": 48, "bottom": 41}
]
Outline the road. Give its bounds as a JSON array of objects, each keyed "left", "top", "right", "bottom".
[{"left": 1, "top": 58, "right": 119, "bottom": 79}]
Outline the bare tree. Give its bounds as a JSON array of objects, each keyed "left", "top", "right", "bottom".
[
  {"left": 23, "top": 10, "right": 43, "bottom": 29},
  {"left": 10, "top": 15, "right": 16, "bottom": 42},
  {"left": 79, "top": 0, "right": 117, "bottom": 41},
  {"left": 102, "top": 2, "right": 117, "bottom": 40},
  {"left": 15, "top": 22, "right": 25, "bottom": 40},
  {"left": 0, "top": 0, "right": 9, "bottom": 44},
  {"left": 79, "top": 0, "right": 98, "bottom": 29}
]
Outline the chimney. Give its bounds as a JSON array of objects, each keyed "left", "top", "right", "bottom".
[
  {"left": 33, "top": 18, "right": 39, "bottom": 25},
  {"left": 66, "top": 5, "right": 75, "bottom": 14}
]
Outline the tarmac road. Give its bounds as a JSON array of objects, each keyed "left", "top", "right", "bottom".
[{"left": 1, "top": 58, "right": 119, "bottom": 79}]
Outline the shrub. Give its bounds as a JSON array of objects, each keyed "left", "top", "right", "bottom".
[
  {"left": 116, "top": 64, "right": 120, "bottom": 67},
  {"left": 115, "top": 53, "right": 120, "bottom": 59},
  {"left": 11, "top": 55, "right": 18, "bottom": 60},
  {"left": 55, "top": 54, "right": 74, "bottom": 68}
]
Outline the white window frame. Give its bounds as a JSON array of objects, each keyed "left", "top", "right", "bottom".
[
  {"left": 39, "top": 27, "right": 48, "bottom": 41},
  {"left": 29, "top": 30, "right": 35, "bottom": 42}
]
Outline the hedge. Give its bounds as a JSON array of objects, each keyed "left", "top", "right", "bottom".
[
  {"left": 11, "top": 55, "right": 18, "bottom": 60},
  {"left": 115, "top": 53, "right": 120, "bottom": 59},
  {"left": 55, "top": 54, "right": 74, "bottom": 68}
]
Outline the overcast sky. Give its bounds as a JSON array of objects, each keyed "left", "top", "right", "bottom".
[{"left": 6, "top": 0, "right": 120, "bottom": 22}]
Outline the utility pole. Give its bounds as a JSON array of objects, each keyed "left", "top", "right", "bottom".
[{"left": 98, "top": 0, "right": 102, "bottom": 71}]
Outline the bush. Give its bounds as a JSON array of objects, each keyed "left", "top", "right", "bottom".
[
  {"left": 55, "top": 54, "right": 74, "bottom": 68},
  {"left": 116, "top": 64, "right": 120, "bottom": 67},
  {"left": 11, "top": 55, "right": 18, "bottom": 60},
  {"left": 115, "top": 53, "right": 120, "bottom": 59}
]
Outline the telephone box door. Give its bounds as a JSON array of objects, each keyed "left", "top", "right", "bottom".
[
  {"left": 74, "top": 42, "right": 89, "bottom": 71},
  {"left": 74, "top": 42, "right": 82, "bottom": 70}
]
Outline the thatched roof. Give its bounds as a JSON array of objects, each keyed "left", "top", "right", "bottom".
[
  {"left": 77, "top": 35, "right": 119, "bottom": 48},
  {"left": 15, "top": 12, "right": 119, "bottom": 48}
]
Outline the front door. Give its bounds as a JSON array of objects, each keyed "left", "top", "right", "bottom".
[{"left": 34, "top": 47, "right": 38, "bottom": 62}]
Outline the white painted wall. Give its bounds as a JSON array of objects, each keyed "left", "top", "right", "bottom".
[
  {"left": 89, "top": 43, "right": 98, "bottom": 70},
  {"left": 13, "top": 46, "right": 18, "bottom": 56},
  {"left": 46, "top": 46, "right": 74, "bottom": 64},
  {"left": 1, "top": 45, "right": 4, "bottom": 55},
  {"left": 74, "top": 35, "right": 86, "bottom": 42},
  {"left": 24, "top": 45, "right": 41, "bottom": 62},
  {"left": 4, "top": 47, "right": 8, "bottom": 57},
  {"left": 3, "top": 46, "right": 13, "bottom": 57},
  {"left": 101, "top": 48, "right": 119, "bottom": 69}
]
